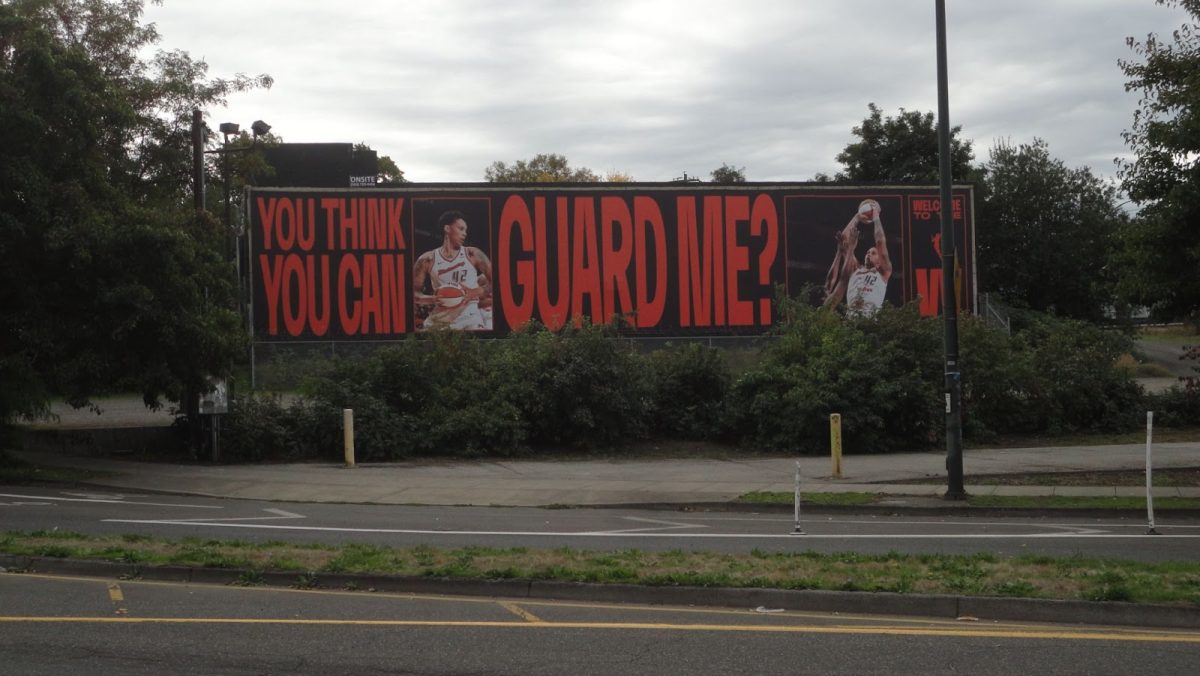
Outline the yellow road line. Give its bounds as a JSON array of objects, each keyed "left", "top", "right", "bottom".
[
  {"left": 499, "top": 602, "right": 544, "bottom": 623},
  {"left": 0, "top": 617, "right": 1197, "bottom": 643},
  {"left": 9, "top": 573, "right": 1198, "bottom": 638}
]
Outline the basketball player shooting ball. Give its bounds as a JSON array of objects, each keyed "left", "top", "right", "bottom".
[
  {"left": 413, "top": 210, "right": 494, "bottom": 331},
  {"left": 823, "top": 198, "right": 892, "bottom": 317}
]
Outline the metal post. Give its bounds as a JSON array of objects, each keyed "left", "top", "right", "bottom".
[
  {"left": 1146, "top": 411, "right": 1159, "bottom": 535},
  {"left": 937, "top": 0, "right": 966, "bottom": 500},
  {"left": 791, "top": 460, "right": 804, "bottom": 535}
]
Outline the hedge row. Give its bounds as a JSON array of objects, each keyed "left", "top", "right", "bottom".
[{"left": 220, "top": 300, "right": 1199, "bottom": 462}]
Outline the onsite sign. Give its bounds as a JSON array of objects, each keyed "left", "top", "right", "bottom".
[{"left": 247, "top": 184, "right": 974, "bottom": 342}]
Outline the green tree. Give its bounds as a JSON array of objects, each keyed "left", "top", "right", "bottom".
[
  {"left": 710, "top": 163, "right": 746, "bottom": 183},
  {"left": 1116, "top": 0, "right": 1200, "bottom": 321},
  {"left": 0, "top": 0, "right": 270, "bottom": 424},
  {"left": 979, "top": 139, "right": 1127, "bottom": 321},
  {"left": 835, "top": 103, "right": 976, "bottom": 183},
  {"left": 484, "top": 153, "right": 602, "bottom": 182},
  {"left": 353, "top": 142, "right": 407, "bottom": 184}
]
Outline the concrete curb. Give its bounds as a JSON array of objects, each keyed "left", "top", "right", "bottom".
[{"left": 3, "top": 555, "right": 1196, "bottom": 630}]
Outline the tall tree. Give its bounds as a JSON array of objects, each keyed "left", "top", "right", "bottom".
[
  {"left": 0, "top": 0, "right": 270, "bottom": 423},
  {"left": 710, "top": 163, "right": 746, "bottom": 183},
  {"left": 836, "top": 103, "right": 976, "bottom": 183},
  {"left": 484, "top": 153, "right": 602, "bottom": 182},
  {"left": 979, "top": 139, "right": 1127, "bottom": 321},
  {"left": 353, "top": 142, "right": 407, "bottom": 184},
  {"left": 1116, "top": 0, "right": 1200, "bottom": 321}
]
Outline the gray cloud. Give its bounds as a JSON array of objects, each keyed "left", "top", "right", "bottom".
[{"left": 145, "top": 0, "right": 1191, "bottom": 182}]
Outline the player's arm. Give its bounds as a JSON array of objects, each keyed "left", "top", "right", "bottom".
[
  {"left": 465, "top": 247, "right": 493, "bottom": 301},
  {"left": 823, "top": 241, "right": 859, "bottom": 309},
  {"left": 823, "top": 216, "right": 861, "bottom": 307},
  {"left": 413, "top": 252, "right": 437, "bottom": 305},
  {"left": 824, "top": 216, "right": 855, "bottom": 293},
  {"left": 872, "top": 212, "right": 893, "bottom": 279}
]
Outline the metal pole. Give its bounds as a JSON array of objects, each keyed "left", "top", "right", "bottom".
[
  {"left": 936, "top": 0, "right": 966, "bottom": 499},
  {"left": 1146, "top": 411, "right": 1159, "bottom": 535},
  {"left": 791, "top": 460, "right": 804, "bottom": 535}
]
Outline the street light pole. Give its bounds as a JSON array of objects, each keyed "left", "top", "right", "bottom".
[{"left": 936, "top": 0, "right": 966, "bottom": 499}]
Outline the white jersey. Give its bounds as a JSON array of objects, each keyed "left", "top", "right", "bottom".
[
  {"left": 430, "top": 247, "right": 479, "bottom": 291},
  {"left": 846, "top": 267, "right": 887, "bottom": 317},
  {"left": 423, "top": 246, "right": 491, "bottom": 331}
]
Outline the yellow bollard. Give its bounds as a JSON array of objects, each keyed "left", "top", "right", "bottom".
[
  {"left": 830, "top": 413, "right": 842, "bottom": 479},
  {"left": 343, "top": 408, "right": 356, "bottom": 468}
]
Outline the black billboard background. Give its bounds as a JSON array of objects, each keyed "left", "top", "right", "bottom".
[{"left": 248, "top": 185, "right": 974, "bottom": 342}]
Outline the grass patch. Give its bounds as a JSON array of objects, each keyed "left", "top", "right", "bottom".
[
  {"left": 1137, "top": 326, "right": 1200, "bottom": 347},
  {"left": 964, "top": 495, "right": 1200, "bottom": 510},
  {"left": 740, "top": 491, "right": 879, "bottom": 507},
  {"left": 3, "top": 530, "right": 1197, "bottom": 605},
  {"left": 0, "top": 452, "right": 112, "bottom": 485},
  {"left": 952, "top": 468, "right": 1200, "bottom": 488},
  {"left": 889, "top": 468, "right": 1200, "bottom": 488},
  {"left": 735, "top": 491, "right": 1200, "bottom": 510}
]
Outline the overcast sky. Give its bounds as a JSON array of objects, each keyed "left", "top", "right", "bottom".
[{"left": 144, "top": 0, "right": 1189, "bottom": 183}]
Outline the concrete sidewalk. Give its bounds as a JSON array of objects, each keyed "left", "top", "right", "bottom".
[{"left": 10, "top": 442, "right": 1200, "bottom": 507}]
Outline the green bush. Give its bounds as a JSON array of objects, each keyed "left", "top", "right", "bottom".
[
  {"left": 727, "top": 300, "right": 940, "bottom": 453},
  {"left": 219, "top": 301, "right": 1165, "bottom": 462},
  {"left": 495, "top": 322, "right": 650, "bottom": 449},
  {"left": 1145, "top": 386, "right": 1200, "bottom": 428},
  {"left": 645, "top": 342, "right": 731, "bottom": 440},
  {"left": 303, "top": 332, "right": 526, "bottom": 460},
  {"left": 220, "top": 394, "right": 309, "bottom": 462},
  {"left": 1014, "top": 317, "right": 1141, "bottom": 433},
  {"left": 958, "top": 316, "right": 1039, "bottom": 440}
]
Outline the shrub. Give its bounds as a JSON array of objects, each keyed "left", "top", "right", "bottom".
[
  {"left": 1014, "top": 316, "right": 1141, "bottom": 433},
  {"left": 645, "top": 342, "right": 731, "bottom": 440},
  {"left": 303, "top": 332, "right": 526, "bottom": 459},
  {"left": 495, "top": 322, "right": 650, "bottom": 449},
  {"left": 727, "top": 299, "right": 940, "bottom": 453}
]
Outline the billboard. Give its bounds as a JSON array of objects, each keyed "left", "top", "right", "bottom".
[{"left": 248, "top": 184, "right": 974, "bottom": 342}]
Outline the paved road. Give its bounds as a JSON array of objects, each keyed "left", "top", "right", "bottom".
[
  {"left": 2, "top": 573, "right": 1196, "bottom": 675},
  {"left": 3, "top": 488, "right": 1197, "bottom": 561}
]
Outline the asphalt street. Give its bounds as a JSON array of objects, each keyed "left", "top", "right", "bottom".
[
  {"left": 3, "top": 488, "right": 1198, "bottom": 560},
  {"left": 1, "top": 573, "right": 1197, "bottom": 675}
]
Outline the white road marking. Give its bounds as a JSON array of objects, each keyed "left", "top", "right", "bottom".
[
  {"left": 586, "top": 516, "right": 707, "bottom": 534},
  {"left": 0, "top": 502, "right": 54, "bottom": 506},
  {"left": 98, "top": 520, "right": 1200, "bottom": 539},
  {"left": 154, "top": 508, "right": 305, "bottom": 523},
  {"left": 0, "top": 493, "right": 221, "bottom": 509}
]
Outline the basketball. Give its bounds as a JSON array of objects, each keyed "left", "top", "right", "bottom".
[
  {"left": 436, "top": 286, "right": 466, "bottom": 308},
  {"left": 858, "top": 199, "right": 880, "bottom": 222}
]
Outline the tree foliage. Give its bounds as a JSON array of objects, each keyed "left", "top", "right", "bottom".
[
  {"left": 0, "top": 0, "right": 270, "bottom": 422},
  {"left": 353, "top": 142, "right": 406, "bottom": 184},
  {"left": 1116, "top": 0, "right": 1200, "bottom": 321},
  {"left": 978, "top": 139, "right": 1127, "bottom": 320},
  {"left": 710, "top": 163, "right": 746, "bottom": 183},
  {"left": 485, "top": 153, "right": 629, "bottom": 183},
  {"left": 835, "top": 103, "right": 975, "bottom": 183}
]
